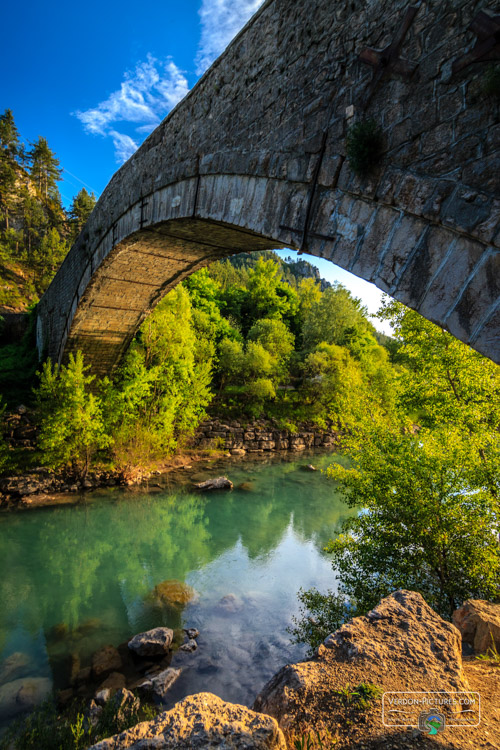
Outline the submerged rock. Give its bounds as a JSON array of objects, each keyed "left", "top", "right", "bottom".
[
  {"left": 87, "top": 692, "right": 286, "bottom": 749},
  {"left": 136, "top": 667, "right": 181, "bottom": 701},
  {"left": 179, "top": 638, "right": 197, "bottom": 653},
  {"left": 92, "top": 645, "right": 123, "bottom": 679},
  {"left": 0, "top": 676, "right": 52, "bottom": 720},
  {"left": 128, "top": 627, "right": 174, "bottom": 656},
  {"left": 0, "top": 651, "right": 31, "bottom": 684},
  {"left": 453, "top": 599, "right": 500, "bottom": 653},
  {"left": 237, "top": 481, "right": 254, "bottom": 491},
  {"left": 97, "top": 672, "right": 126, "bottom": 694},
  {"left": 150, "top": 580, "right": 196, "bottom": 608},
  {"left": 216, "top": 593, "right": 244, "bottom": 615},
  {"left": 194, "top": 476, "right": 233, "bottom": 491}
]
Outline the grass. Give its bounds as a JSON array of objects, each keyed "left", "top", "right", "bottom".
[
  {"left": 335, "top": 682, "right": 383, "bottom": 709},
  {"left": 0, "top": 693, "right": 159, "bottom": 750},
  {"left": 475, "top": 632, "right": 500, "bottom": 666}
]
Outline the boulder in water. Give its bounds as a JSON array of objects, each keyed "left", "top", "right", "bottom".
[
  {"left": 194, "top": 476, "right": 233, "bottom": 491},
  {"left": 128, "top": 627, "right": 174, "bottom": 656},
  {"left": 92, "top": 645, "right": 123, "bottom": 678},
  {"left": 151, "top": 580, "right": 196, "bottom": 608},
  {"left": 0, "top": 651, "right": 31, "bottom": 684},
  {"left": 0, "top": 676, "right": 52, "bottom": 721}
]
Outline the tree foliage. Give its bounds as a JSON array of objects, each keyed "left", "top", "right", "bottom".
[
  {"left": 327, "top": 426, "right": 499, "bottom": 619},
  {"left": 35, "top": 352, "right": 111, "bottom": 477}
]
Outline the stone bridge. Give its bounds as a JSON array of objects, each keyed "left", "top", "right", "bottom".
[{"left": 37, "top": 0, "right": 500, "bottom": 376}]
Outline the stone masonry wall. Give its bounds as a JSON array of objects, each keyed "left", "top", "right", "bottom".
[
  {"left": 38, "top": 0, "right": 500, "bottom": 374},
  {"left": 193, "top": 419, "right": 339, "bottom": 454}
]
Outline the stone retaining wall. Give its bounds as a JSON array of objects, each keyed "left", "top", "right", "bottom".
[{"left": 193, "top": 419, "right": 339, "bottom": 454}]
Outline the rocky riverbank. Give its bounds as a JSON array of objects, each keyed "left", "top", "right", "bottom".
[
  {"left": 0, "top": 412, "right": 340, "bottom": 508},
  {"left": 78, "top": 591, "right": 500, "bottom": 749}
]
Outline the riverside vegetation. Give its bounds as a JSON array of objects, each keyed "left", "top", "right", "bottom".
[{"left": 0, "top": 109, "right": 499, "bottom": 745}]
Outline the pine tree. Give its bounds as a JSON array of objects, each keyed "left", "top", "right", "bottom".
[
  {"left": 68, "top": 188, "right": 96, "bottom": 243},
  {"left": 0, "top": 109, "right": 20, "bottom": 159},
  {"left": 28, "top": 136, "right": 62, "bottom": 203},
  {"left": 0, "top": 110, "right": 21, "bottom": 231}
]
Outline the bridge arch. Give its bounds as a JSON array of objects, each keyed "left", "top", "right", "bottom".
[{"left": 37, "top": 0, "right": 500, "bottom": 374}]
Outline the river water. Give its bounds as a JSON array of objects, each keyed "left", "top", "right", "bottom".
[{"left": 0, "top": 450, "right": 355, "bottom": 720}]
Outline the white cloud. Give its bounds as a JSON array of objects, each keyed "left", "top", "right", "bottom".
[
  {"left": 75, "top": 56, "right": 189, "bottom": 163},
  {"left": 195, "top": 0, "right": 264, "bottom": 75},
  {"left": 109, "top": 131, "right": 138, "bottom": 164}
]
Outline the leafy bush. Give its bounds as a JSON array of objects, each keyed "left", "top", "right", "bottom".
[
  {"left": 288, "top": 587, "right": 349, "bottom": 654},
  {"left": 346, "top": 119, "right": 384, "bottom": 176}
]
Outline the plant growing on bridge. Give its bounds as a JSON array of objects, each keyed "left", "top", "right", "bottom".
[
  {"left": 35, "top": 351, "right": 111, "bottom": 478},
  {"left": 482, "top": 64, "right": 500, "bottom": 98},
  {"left": 346, "top": 118, "right": 384, "bottom": 176}
]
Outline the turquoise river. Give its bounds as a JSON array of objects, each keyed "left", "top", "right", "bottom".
[{"left": 0, "top": 451, "right": 356, "bottom": 722}]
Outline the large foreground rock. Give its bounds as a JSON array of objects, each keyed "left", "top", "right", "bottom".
[
  {"left": 452, "top": 599, "right": 500, "bottom": 653},
  {"left": 88, "top": 692, "right": 286, "bottom": 749},
  {"left": 254, "top": 590, "right": 469, "bottom": 737},
  {"left": 128, "top": 627, "right": 174, "bottom": 656}
]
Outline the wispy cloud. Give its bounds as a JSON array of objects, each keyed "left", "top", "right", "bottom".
[
  {"left": 195, "top": 0, "right": 264, "bottom": 75},
  {"left": 75, "top": 56, "right": 189, "bottom": 163}
]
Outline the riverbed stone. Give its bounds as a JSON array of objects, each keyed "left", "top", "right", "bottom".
[
  {"left": 150, "top": 580, "right": 196, "bottom": 608},
  {"left": 0, "top": 651, "right": 31, "bottom": 684},
  {"left": 92, "top": 645, "right": 122, "bottom": 678},
  {"left": 87, "top": 692, "right": 286, "bottom": 749},
  {"left": 194, "top": 476, "right": 233, "bottom": 491},
  {"left": 128, "top": 627, "right": 174, "bottom": 656},
  {"left": 97, "top": 672, "right": 126, "bottom": 693},
  {"left": 150, "top": 667, "right": 182, "bottom": 700},
  {"left": 0, "top": 676, "right": 52, "bottom": 720}
]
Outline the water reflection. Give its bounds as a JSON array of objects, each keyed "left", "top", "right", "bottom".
[{"left": 0, "top": 452, "right": 355, "bottom": 711}]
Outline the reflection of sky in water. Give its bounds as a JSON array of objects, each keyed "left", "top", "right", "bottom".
[{"left": 0, "top": 451, "right": 355, "bottom": 711}]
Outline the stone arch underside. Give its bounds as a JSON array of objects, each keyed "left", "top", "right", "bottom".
[{"left": 37, "top": 0, "right": 500, "bottom": 375}]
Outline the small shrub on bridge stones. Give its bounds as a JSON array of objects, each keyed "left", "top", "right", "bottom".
[
  {"left": 346, "top": 118, "right": 384, "bottom": 176},
  {"left": 482, "top": 64, "right": 500, "bottom": 99}
]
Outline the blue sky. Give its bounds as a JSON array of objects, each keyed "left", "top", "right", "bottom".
[{"left": 2, "top": 0, "right": 390, "bottom": 332}]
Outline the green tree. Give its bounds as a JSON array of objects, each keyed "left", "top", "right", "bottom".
[
  {"left": 105, "top": 285, "right": 213, "bottom": 467},
  {"left": 302, "top": 342, "right": 365, "bottom": 425},
  {"left": 28, "top": 136, "right": 62, "bottom": 203},
  {"left": 32, "top": 227, "right": 68, "bottom": 290},
  {"left": 302, "top": 284, "right": 367, "bottom": 350},
  {"left": 0, "top": 109, "right": 20, "bottom": 160},
  {"left": 246, "top": 257, "right": 299, "bottom": 328},
  {"left": 35, "top": 352, "right": 111, "bottom": 477},
  {"left": 326, "top": 426, "right": 500, "bottom": 618},
  {"left": 248, "top": 317, "right": 295, "bottom": 376},
  {"left": 379, "top": 299, "right": 500, "bottom": 495},
  {"left": 0, "top": 109, "right": 21, "bottom": 231},
  {"left": 68, "top": 187, "right": 96, "bottom": 243}
]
